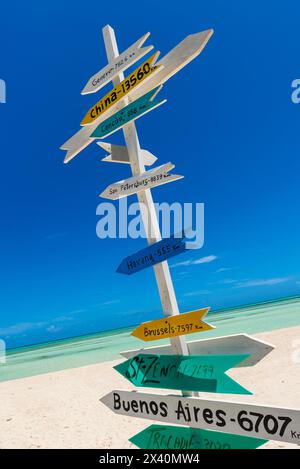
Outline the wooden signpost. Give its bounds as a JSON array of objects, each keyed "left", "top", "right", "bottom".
[
  {"left": 62, "top": 23, "right": 299, "bottom": 450},
  {"left": 101, "top": 390, "right": 300, "bottom": 445},
  {"left": 130, "top": 424, "right": 267, "bottom": 450},
  {"left": 121, "top": 333, "right": 274, "bottom": 368},
  {"left": 97, "top": 142, "right": 157, "bottom": 166},
  {"left": 99, "top": 162, "right": 183, "bottom": 200},
  {"left": 131, "top": 308, "right": 213, "bottom": 341},
  {"left": 114, "top": 353, "right": 251, "bottom": 394}
]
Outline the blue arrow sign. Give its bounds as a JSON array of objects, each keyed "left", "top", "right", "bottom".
[
  {"left": 116, "top": 231, "right": 189, "bottom": 275},
  {"left": 91, "top": 86, "right": 166, "bottom": 139}
]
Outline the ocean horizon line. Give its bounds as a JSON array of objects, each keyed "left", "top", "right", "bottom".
[{"left": 5, "top": 294, "right": 300, "bottom": 354}]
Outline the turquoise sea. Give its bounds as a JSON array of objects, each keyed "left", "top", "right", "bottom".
[{"left": 0, "top": 296, "right": 299, "bottom": 383}]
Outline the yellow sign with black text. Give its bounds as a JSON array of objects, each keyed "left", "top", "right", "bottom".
[
  {"left": 81, "top": 52, "right": 160, "bottom": 126},
  {"left": 131, "top": 307, "right": 214, "bottom": 342}
]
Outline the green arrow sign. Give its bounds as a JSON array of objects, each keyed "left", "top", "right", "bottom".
[
  {"left": 91, "top": 86, "right": 166, "bottom": 139},
  {"left": 130, "top": 424, "right": 267, "bottom": 449},
  {"left": 114, "top": 353, "right": 251, "bottom": 395}
]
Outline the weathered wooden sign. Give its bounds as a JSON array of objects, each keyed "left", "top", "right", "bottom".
[
  {"left": 121, "top": 333, "right": 274, "bottom": 368},
  {"left": 91, "top": 86, "right": 166, "bottom": 139},
  {"left": 100, "top": 390, "right": 300, "bottom": 444},
  {"left": 114, "top": 353, "right": 251, "bottom": 394},
  {"left": 131, "top": 308, "right": 213, "bottom": 341},
  {"left": 130, "top": 424, "right": 267, "bottom": 449},
  {"left": 61, "top": 30, "right": 213, "bottom": 163},
  {"left": 99, "top": 162, "right": 183, "bottom": 200},
  {"left": 116, "top": 231, "right": 189, "bottom": 275},
  {"left": 81, "top": 32, "right": 153, "bottom": 95},
  {"left": 97, "top": 142, "right": 157, "bottom": 166},
  {"left": 81, "top": 52, "right": 161, "bottom": 126}
]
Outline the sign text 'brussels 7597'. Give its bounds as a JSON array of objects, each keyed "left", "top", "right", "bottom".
[{"left": 131, "top": 307, "right": 213, "bottom": 341}]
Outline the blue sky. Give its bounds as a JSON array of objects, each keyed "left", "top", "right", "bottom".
[{"left": 0, "top": 0, "right": 299, "bottom": 348}]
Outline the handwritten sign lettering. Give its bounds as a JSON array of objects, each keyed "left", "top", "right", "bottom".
[
  {"left": 130, "top": 424, "right": 267, "bottom": 449},
  {"left": 101, "top": 390, "right": 300, "bottom": 444},
  {"left": 81, "top": 32, "right": 153, "bottom": 94},
  {"left": 114, "top": 353, "right": 251, "bottom": 394},
  {"left": 131, "top": 308, "right": 213, "bottom": 341}
]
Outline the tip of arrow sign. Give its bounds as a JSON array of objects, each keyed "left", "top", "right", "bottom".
[{"left": 97, "top": 141, "right": 111, "bottom": 152}]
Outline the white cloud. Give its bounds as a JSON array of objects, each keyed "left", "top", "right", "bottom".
[
  {"left": 235, "top": 277, "right": 291, "bottom": 289},
  {"left": 216, "top": 267, "right": 232, "bottom": 273},
  {"left": 171, "top": 255, "right": 217, "bottom": 268},
  {"left": 46, "top": 325, "right": 62, "bottom": 333},
  {"left": 219, "top": 279, "right": 238, "bottom": 285},
  {"left": 183, "top": 289, "right": 211, "bottom": 297},
  {"left": 0, "top": 321, "right": 47, "bottom": 336}
]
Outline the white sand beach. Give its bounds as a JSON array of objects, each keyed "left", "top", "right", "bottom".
[{"left": 0, "top": 326, "right": 300, "bottom": 449}]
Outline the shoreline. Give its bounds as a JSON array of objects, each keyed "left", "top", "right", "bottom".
[{"left": 0, "top": 325, "right": 300, "bottom": 449}]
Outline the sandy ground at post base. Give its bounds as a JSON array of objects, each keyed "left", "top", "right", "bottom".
[{"left": 0, "top": 326, "right": 299, "bottom": 449}]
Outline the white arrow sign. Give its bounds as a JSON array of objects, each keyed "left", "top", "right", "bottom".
[
  {"left": 98, "top": 142, "right": 157, "bottom": 166},
  {"left": 99, "top": 162, "right": 183, "bottom": 200},
  {"left": 100, "top": 390, "right": 300, "bottom": 445},
  {"left": 120, "top": 333, "right": 275, "bottom": 368},
  {"left": 81, "top": 32, "right": 153, "bottom": 95},
  {"left": 61, "top": 29, "right": 213, "bottom": 164}
]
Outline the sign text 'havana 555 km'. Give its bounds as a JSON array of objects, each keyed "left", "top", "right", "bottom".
[
  {"left": 114, "top": 353, "right": 251, "bottom": 394},
  {"left": 130, "top": 424, "right": 267, "bottom": 450},
  {"left": 81, "top": 52, "right": 161, "bottom": 126},
  {"left": 101, "top": 390, "right": 300, "bottom": 445},
  {"left": 100, "top": 162, "right": 183, "bottom": 200},
  {"left": 117, "top": 231, "right": 191, "bottom": 275},
  {"left": 131, "top": 307, "right": 213, "bottom": 341}
]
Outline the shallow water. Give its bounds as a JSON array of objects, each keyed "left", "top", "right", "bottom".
[{"left": 0, "top": 296, "right": 299, "bottom": 382}]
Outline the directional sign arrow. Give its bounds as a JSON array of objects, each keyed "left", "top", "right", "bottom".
[
  {"left": 131, "top": 308, "right": 214, "bottom": 342},
  {"left": 114, "top": 353, "right": 251, "bottom": 394},
  {"left": 121, "top": 333, "right": 274, "bottom": 368},
  {"left": 61, "top": 29, "right": 213, "bottom": 163},
  {"left": 116, "top": 231, "right": 190, "bottom": 275},
  {"left": 97, "top": 142, "right": 157, "bottom": 166},
  {"left": 130, "top": 424, "right": 267, "bottom": 449},
  {"left": 99, "top": 162, "right": 183, "bottom": 200},
  {"left": 81, "top": 52, "right": 161, "bottom": 126},
  {"left": 81, "top": 32, "right": 154, "bottom": 95},
  {"left": 91, "top": 86, "right": 166, "bottom": 139},
  {"left": 100, "top": 390, "right": 300, "bottom": 445}
]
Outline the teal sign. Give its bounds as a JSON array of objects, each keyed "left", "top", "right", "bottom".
[
  {"left": 130, "top": 424, "right": 267, "bottom": 449},
  {"left": 91, "top": 86, "right": 165, "bottom": 139},
  {"left": 114, "top": 353, "right": 251, "bottom": 394}
]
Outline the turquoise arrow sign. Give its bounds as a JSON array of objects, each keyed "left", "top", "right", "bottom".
[
  {"left": 114, "top": 353, "right": 251, "bottom": 394},
  {"left": 130, "top": 425, "right": 267, "bottom": 449},
  {"left": 91, "top": 86, "right": 166, "bottom": 139}
]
